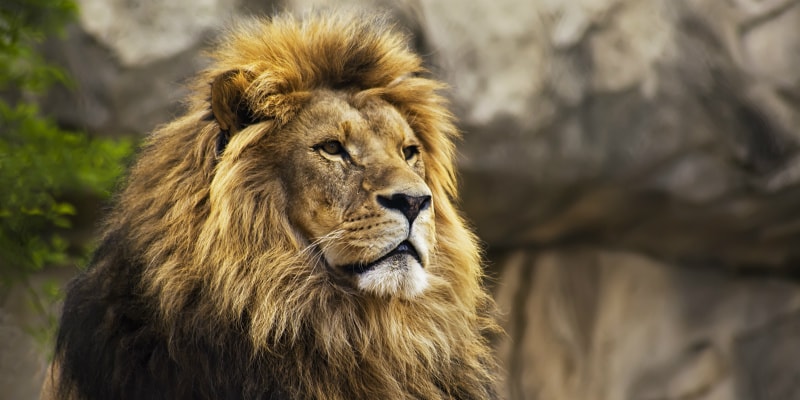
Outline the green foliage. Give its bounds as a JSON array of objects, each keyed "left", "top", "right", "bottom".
[
  {"left": 0, "top": 102, "right": 133, "bottom": 278},
  {"left": 0, "top": 0, "right": 77, "bottom": 91},
  {"left": 0, "top": 0, "right": 133, "bottom": 350}
]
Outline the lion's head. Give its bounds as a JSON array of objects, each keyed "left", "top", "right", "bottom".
[
  {"left": 211, "top": 84, "right": 439, "bottom": 299},
  {"left": 51, "top": 12, "right": 499, "bottom": 400}
]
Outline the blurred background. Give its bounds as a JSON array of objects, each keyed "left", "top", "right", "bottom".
[{"left": 2, "top": 0, "right": 800, "bottom": 399}]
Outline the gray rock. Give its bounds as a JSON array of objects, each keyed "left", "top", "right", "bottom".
[
  {"left": 76, "top": 0, "right": 235, "bottom": 67},
  {"left": 493, "top": 248, "right": 800, "bottom": 400},
  {"left": 410, "top": 0, "right": 800, "bottom": 268},
  {"left": 0, "top": 310, "right": 48, "bottom": 400}
]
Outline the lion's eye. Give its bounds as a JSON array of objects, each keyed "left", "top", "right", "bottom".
[
  {"left": 402, "top": 145, "right": 419, "bottom": 161},
  {"left": 317, "top": 140, "right": 347, "bottom": 157}
]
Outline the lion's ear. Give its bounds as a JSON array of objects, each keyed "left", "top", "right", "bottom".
[{"left": 211, "top": 70, "right": 257, "bottom": 134}]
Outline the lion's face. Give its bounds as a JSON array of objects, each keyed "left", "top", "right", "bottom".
[{"left": 277, "top": 90, "right": 434, "bottom": 299}]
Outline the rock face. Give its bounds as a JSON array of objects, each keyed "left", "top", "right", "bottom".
[
  {"left": 425, "top": 1, "right": 800, "bottom": 398},
  {"left": 0, "top": 310, "right": 48, "bottom": 400},
  {"left": 77, "top": 0, "right": 234, "bottom": 67},
  {"left": 13, "top": 0, "right": 800, "bottom": 399},
  {"left": 493, "top": 248, "right": 800, "bottom": 399},
  {"left": 424, "top": 1, "right": 800, "bottom": 398},
  {"left": 421, "top": 0, "right": 800, "bottom": 267}
]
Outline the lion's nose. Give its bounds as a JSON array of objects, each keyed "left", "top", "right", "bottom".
[{"left": 377, "top": 193, "right": 431, "bottom": 225}]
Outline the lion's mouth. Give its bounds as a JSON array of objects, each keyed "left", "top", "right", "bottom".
[{"left": 343, "top": 241, "right": 421, "bottom": 274}]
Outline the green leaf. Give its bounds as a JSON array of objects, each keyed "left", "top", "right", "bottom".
[{"left": 0, "top": 0, "right": 133, "bottom": 353}]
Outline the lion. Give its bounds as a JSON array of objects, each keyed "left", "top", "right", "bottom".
[{"left": 44, "top": 12, "right": 500, "bottom": 400}]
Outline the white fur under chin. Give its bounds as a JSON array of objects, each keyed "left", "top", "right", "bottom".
[{"left": 356, "top": 256, "right": 429, "bottom": 299}]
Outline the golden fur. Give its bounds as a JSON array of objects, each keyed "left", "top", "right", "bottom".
[{"left": 47, "top": 12, "right": 499, "bottom": 400}]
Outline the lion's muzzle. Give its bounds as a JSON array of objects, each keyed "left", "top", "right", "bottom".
[{"left": 344, "top": 240, "right": 421, "bottom": 274}]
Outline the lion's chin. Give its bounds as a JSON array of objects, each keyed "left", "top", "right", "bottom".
[{"left": 354, "top": 254, "right": 429, "bottom": 299}]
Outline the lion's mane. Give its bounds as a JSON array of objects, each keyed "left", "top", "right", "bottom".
[{"left": 50, "top": 12, "right": 499, "bottom": 400}]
